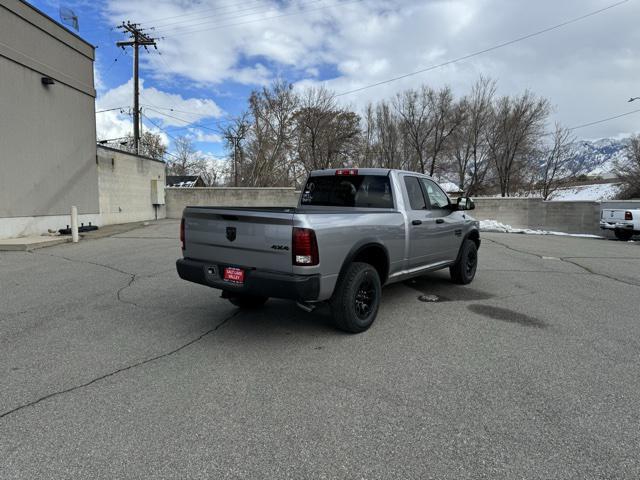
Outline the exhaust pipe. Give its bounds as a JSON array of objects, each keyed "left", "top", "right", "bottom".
[{"left": 296, "top": 301, "right": 316, "bottom": 313}]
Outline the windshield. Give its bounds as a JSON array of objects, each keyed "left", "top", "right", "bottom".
[{"left": 301, "top": 175, "right": 394, "bottom": 208}]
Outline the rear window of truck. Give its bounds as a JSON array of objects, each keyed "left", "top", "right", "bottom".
[{"left": 301, "top": 175, "right": 394, "bottom": 208}]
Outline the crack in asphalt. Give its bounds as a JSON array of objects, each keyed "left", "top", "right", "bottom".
[
  {"left": 116, "top": 274, "right": 138, "bottom": 306},
  {"left": 483, "top": 237, "right": 544, "bottom": 259},
  {"left": 32, "top": 251, "right": 136, "bottom": 277},
  {"left": 484, "top": 237, "right": 640, "bottom": 288},
  {"left": 482, "top": 268, "right": 591, "bottom": 274},
  {"left": 0, "top": 310, "right": 240, "bottom": 420},
  {"left": 30, "top": 252, "right": 165, "bottom": 307},
  {"left": 559, "top": 258, "right": 640, "bottom": 287}
]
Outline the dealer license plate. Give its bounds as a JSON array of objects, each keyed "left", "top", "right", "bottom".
[{"left": 223, "top": 267, "right": 244, "bottom": 284}]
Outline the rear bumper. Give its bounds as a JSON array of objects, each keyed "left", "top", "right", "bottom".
[
  {"left": 176, "top": 258, "right": 321, "bottom": 302},
  {"left": 600, "top": 220, "right": 633, "bottom": 230}
]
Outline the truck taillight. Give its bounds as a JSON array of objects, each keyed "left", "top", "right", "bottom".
[
  {"left": 180, "top": 218, "right": 185, "bottom": 250},
  {"left": 336, "top": 168, "right": 358, "bottom": 176},
  {"left": 625, "top": 211, "right": 633, "bottom": 221},
  {"left": 292, "top": 227, "right": 319, "bottom": 266}
]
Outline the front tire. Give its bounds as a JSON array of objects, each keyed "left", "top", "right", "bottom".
[
  {"left": 450, "top": 239, "right": 478, "bottom": 285},
  {"left": 330, "top": 262, "right": 381, "bottom": 333},
  {"left": 614, "top": 229, "right": 633, "bottom": 241},
  {"left": 227, "top": 294, "right": 268, "bottom": 309}
]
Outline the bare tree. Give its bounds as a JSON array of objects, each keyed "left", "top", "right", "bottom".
[
  {"left": 139, "top": 132, "right": 167, "bottom": 160},
  {"left": 220, "top": 113, "right": 250, "bottom": 186},
  {"left": 427, "top": 86, "right": 463, "bottom": 177},
  {"left": 394, "top": 86, "right": 434, "bottom": 173},
  {"left": 486, "top": 92, "right": 551, "bottom": 197},
  {"left": 166, "top": 136, "right": 216, "bottom": 185},
  {"left": 294, "top": 86, "right": 361, "bottom": 173},
  {"left": 538, "top": 124, "right": 574, "bottom": 200},
  {"left": 614, "top": 134, "right": 640, "bottom": 199},
  {"left": 111, "top": 131, "right": 167, "bottom": 161},
  {"left": 375, "top": 100, "right": 402, "bottom": 169},
  {"left": 243, "top": 80, "right": 299, "bottom": 186},
  {"left": 359, "top": 102, "right": 377, "bottom": 167},
  {"left": 450, "top": 77, "right": 496, "bottom": 194}
]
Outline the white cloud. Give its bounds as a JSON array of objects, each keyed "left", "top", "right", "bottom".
[
  {"left": 95, "top": 77, "right": 224, "bottom": 139},
  {"left": 101, "top": 0, "right": 640, "bottom": 138},
  {"left": 192, "top": 131, "right": 223, "bottom": 143},
  {"left": 96, "top": 110, "right": 131, "bottom": 142}
]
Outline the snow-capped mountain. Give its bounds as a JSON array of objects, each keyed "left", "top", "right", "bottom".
[{"left": 568, "top": 137, "right": 629, "bottom": 178}]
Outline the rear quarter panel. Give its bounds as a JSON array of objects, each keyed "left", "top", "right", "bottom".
[{"left": 293, "top": 210, "right": 406, "bottom": 300}]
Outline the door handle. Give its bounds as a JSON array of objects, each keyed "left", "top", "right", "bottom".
[
  {"left": 435, "top": 218, "right": 445, "bottom": 224},
  {"left": 412, "top": 220, "right": 422, "bottom": 226}
]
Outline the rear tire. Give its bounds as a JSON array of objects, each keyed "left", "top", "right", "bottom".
[
  {"left": 614, "top": 229, "right": 633, "bottom": 241},
  {"left": 227, "top": 294, "right": 268, "bottom": 309},
  {"left": 450, "top": 239, "right": 478, "bottom": 285},
  {"left": 330, "top": 262, "right": 381, "bottom": 334}
]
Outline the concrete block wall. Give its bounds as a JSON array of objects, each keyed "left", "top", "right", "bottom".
[
  {"left": 165, "top": 190, "right": 634, "bottom": 235},
  {"left": 165, "top": 187, "right": 299, "bottom": 218},
  {"left": 97, "top": 146, "right": 166, "bottom": 225},
  {"left": 539, "top": 201, "right": 601, "bottom": 234},
  {"left": 472, "top": 198, "right": 603, "bottom": 235}
]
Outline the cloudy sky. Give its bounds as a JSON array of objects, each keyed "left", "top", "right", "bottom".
[{"left": 33, "top": 0, "right": 640, "bottom": 157}]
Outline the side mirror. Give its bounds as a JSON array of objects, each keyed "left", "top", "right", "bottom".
[{"left": 456, "top": 197, "right": 475, "bottom": 210}]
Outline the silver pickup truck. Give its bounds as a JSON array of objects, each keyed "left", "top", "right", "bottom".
[{"left": 177, "top": 168, "right": 480, "bottom": 333}]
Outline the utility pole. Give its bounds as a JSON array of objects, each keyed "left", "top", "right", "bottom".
[
  {"left": 116, "top": 22, "right": 157, "bottom": 154},
  {"left": 230, "top": 136, "right": 240, "bottom": 187},
  {"left": 224, "top": 122, "right": 248, "bottom": 187}
]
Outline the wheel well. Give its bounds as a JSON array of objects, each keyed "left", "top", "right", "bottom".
[
  {"left": 467, "top": 229, "right": 480, "bottom": 248},
  {"left": 352, "top": 245, "right": 389, "bottom": 284}
]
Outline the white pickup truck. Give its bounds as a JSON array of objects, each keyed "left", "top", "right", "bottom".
[{"left": 600, "top": 208, "right": 640, "bottom": 240}]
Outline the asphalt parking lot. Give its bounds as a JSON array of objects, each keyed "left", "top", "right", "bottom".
[{"left": 1, "top": 220, "right": 639, "bottom": 479}]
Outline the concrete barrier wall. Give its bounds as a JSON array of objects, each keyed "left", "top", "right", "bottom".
[
  {"left": 165, "top": 187, "right": 299, "bottom": 218},
  {"left": 472, "top": 198, "right": 603, "bottom": 235},
  {"left": 165, "top": 188, "right": 637, "bottom": 235},
  {"left": 97, "top": 146, "right": 166, "bottom": 225}
]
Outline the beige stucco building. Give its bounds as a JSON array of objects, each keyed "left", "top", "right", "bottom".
[{"left": 0, "top": 0, "right": 165, "bottom": 238}]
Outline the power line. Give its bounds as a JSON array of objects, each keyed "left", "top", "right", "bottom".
[
  {"left": 142, "top": 113, "right": 191, "bottom": 162},
  {"left": 335, "top": 0, "right": 630, "bottom": 97},
  {"left": 152, "top": 48, "right": 175, "bottom": 74},
  {"left": 568, "top": 108, "right": 640, "bottom": 132},
  {"left": 141, "top": 102, "right": 232, "bottom": 122},
  {"left": 141, "top": 112, "right": 180, "bottom": 142},
  {"left": 152, "top": 0, "right": 282, "bottom": 30},
  {"left": 153, "top": 0, "right": 325, "bottom": 35},
  {"left": 140, "top": 0, "right": 269, "bottom": 25},
  {"left": 101, "top": 49, "right": 126, "bottom": 75},
  {"left": 138, "top": 86, "right": 231, "bottom": 125},
  {"left": 95, "top": 106, "right": 127, "bottom": 114},
  {"left": 97, "top": 136, "right": 130, "bottom": 143},
  {"left": 161, "top": 0, "right": 364, "bottom": 38},
  {"left": 144, "top": 106, "right": 229, "bottom": 132}
]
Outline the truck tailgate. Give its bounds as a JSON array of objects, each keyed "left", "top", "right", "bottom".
[
  {"left": 602, "top": 209, "right": 628, "bottom": 221},
  {"left": 183, "top": 207, "right": 295, "bottom": 272}
]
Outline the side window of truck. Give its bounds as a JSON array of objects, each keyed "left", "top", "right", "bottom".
[
  {"left": 404, "top": 176, "right": 427, "bottom": 210},
  {"left": 421, "top": 179, "right": 450, "bottom": 209}
]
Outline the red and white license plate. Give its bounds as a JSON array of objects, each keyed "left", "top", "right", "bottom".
[{"left": 223, "top": 267, "right": 244, "bottom": 284}]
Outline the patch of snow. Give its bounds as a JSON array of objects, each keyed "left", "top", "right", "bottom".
[
  {"left": 479, "top": 219, "right": 602, "bottom": 238},
  {"left": 434, "top": 178, "right": 462, "bottom": 193},
  {"left": 548, "top": 183, "right": 621, "bottom": 201}
]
